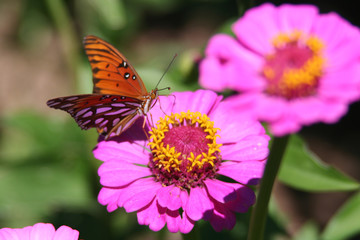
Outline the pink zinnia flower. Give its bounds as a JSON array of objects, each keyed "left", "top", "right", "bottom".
[
  {"left": 0, "top": 223, "right": 79, "bottom": 240},
  {"left": 94, "top": 90, "right": 269, "bottom": 233},
  {"left": 200, "top": 3, "right": 360, "bottom": 136}
]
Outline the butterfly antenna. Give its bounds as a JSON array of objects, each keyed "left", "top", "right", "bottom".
[{"left": 155, "top": 53, "right": 177, "bottom": 90}]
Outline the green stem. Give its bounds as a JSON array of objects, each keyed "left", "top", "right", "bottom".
[
  {"left": 247, "top": 135, "right": 290, "bottom": 240},
  {"left": 44, "top": 0, "right": 80, "bottom": 90}
]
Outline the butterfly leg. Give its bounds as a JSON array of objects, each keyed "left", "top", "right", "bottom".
[
  {"left": 142, "top": 115, "right": 150, "bottom": 140},
  {"left": 161, "top": 94, "right": 176, "bottom": 114},
  {"left": 158, "top": 96, "right": 173, "bottom": 116}
]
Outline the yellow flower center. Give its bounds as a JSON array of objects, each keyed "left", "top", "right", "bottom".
[
  {"left": 263, "top": 30, "right": 325, "bottom": 99},
  {"left": 148, "top": 111, "right": 222, "bottom": 189}
]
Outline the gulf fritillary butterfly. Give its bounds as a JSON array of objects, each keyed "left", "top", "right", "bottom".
[{"left": 47, "top": 35, "right": 168, "bottom": 140}]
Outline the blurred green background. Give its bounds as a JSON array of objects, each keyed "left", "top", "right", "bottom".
[{"left": 1, "top": 0, "right": 360, "bottom": 239}]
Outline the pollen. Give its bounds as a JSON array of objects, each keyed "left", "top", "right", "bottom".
[
  {"left": 263, "top": 30, "right": 325, "bottom": 100},
  {"left": 148, "top": 111, "right": 222, "bottom": 189}
]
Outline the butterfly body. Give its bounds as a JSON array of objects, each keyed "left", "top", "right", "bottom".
[{"left": 47, "top": 35, "right": 161, "bottom": 139}]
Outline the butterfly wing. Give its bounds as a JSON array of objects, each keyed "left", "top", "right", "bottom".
[
  {"left": 83, "top": 35, "right": 148, "bottom": 98},
  {"left": 46, "top": 94, "right": 142, "bottom": 138}
]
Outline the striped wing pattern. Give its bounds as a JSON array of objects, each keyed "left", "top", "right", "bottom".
[{"left": 47, "top": 94, "right": 142, "bottom": 138}]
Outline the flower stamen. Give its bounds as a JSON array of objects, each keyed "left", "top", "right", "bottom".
[
  {"left": 263, "top": 30, "right": 325, "bottom": 100},
  {"left": 148, "top": 111, "right": 222, "bottom": 189}
]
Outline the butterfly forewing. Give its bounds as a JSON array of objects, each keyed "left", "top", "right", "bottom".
[
  {"left": 46, "top": 94, "right": 142, "bottom": 138},
  {"left": 83, "top": 35, "right": 148, "bottom": 97}
]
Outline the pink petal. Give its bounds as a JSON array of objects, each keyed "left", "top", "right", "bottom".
[
  {"left": 315, "top": 102, "right": 347, "bottom": 124},
  {"left": 0, "top": 228, "right": 22, "bottom": 240},
  {"left": 148, "top": 205, "right": 167, "bottom": 232},
  {"left": 98, "top": 161, "right": 151, "bottom": 187},
  {"left": 320, "top": 65, "right": 360, "bottom": 102},
  {"left": 156, "top": 185, "right": 183, "bottom": 211},
  {"left": 209, "top": 202, "right": 236, "bottom": 232},
  {"left": 30, "top": 223, "right": 55, "bottom": 240},
  {"left": 233, "top": 3, "right": 278, "bottom": 54},
  {"left": 255, "top": 95, "right": 288, "bottom": 122},
  {"left": 185, "top": 187, "right": 214, "bottom": 221},
  {"left": 16, "top": 227, "right": 31, "bottom": 240},
  {"left": 269, "top": 116, "right": 302, "bottom": 136},
  {"left": 276, "top": 4, "right": 318, "bottom": 33},
  {"left": 180, "top": 189, "right": 189, "bottom": 206},
  {"left": 137, "top": 199, "right": 156, "bottom": 226},
  {"left": 199, "top": 57, "right": 228, "bottom": 92},
  {"left": 200, "top": 34, "right": 263, "bottom": 92},
  {"left": 151, "top": 90, "right": 223, "bottom": 122},
  {"left": 221, "top": 135, "right": 269, "bottom": 161},
  {"left": 121, "top": 178, "right": 162, "bottom": 212},
  {"left": 53, "top": 226, "right": 79, "bottom": 240},
  {"left": 229, "top": 93, "right": 288, "bottom": 123},
  {"left": 0, "top": 224, "right": 79, "bottom": 240},
  {"left": 179, "top": 212, "right": 195, "bottom": 234},
  {"left": 175, "top": 90, "right": 223, "bottom": 115},
  {"left": 313, "top": 12, "right": 360, "bottom": 69},
  {"left": 98, "top": 187, "right": 123, "bottom": 212},
  {"left": 290, "top": 97, "right": 323, "bottom": 123},
  {"left": 93, "top": 141, "right": 149, "bottom": 165},
  {"left": 291, "top": 97, "right": 347, "bottom": 125},
  {"left": 137, "top": 200, "right": 166, "bottom": 232},
  {"left": 218, "top": 160, "right": 266, "bottom": 185},
  {"left": 165, "top": 209, "right": 181, "bottom": 233},
  {"left": 290, "top": 97, "right": 347, "bottom": 125},
  {"left": 210, "top": 99, "right": 267, "bottom": 143},
  {"left": 149, "top": 95, "right": 177, "bottom": 124},
  {"left": 204, "top": 179, "right": 237, "bottom": 203},
  {"left": 226, "top": 184, "right": 256, "bottom": 213}
]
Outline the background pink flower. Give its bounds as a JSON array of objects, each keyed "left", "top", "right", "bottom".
[
  {"left": 0, "top": 223, "right": 79, "bottom": 240},
  {"left": 93, "top": 90, "right": 269, "bottom": 233},
  {"left": 200, "top": 3, "right": 360, "bottom": 136}
]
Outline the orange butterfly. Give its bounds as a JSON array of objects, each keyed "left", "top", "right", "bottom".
[{"left": 47, "top": 35, "right": 168, "bottom": 139}]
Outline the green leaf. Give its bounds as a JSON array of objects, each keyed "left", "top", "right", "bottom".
[
  {"left": 322, "top": 191, "right": 360, "bottom": 240},
  {"left": 278, "top": 135, "right": 360, "bottom": 191},
  {"left": 0, "top": 112, "right": 95, "bottom": 227},
  {"left": 0, "top": 164, "right": 92, "bottom": 227},
  {"left": 292, "top": 221, "right": 319, "bottom": 240}
]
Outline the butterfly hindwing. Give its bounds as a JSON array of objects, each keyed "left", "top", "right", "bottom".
[
  {"left": 46, "top": 94, "right": 142, "bottom": 137},
  {"left": 83, "top": 35, "right": 148, "bottom": 97}
]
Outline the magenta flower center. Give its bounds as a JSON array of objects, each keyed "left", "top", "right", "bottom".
[
  {"left": 148, "top": 111, "right": 222, "bottom": 189},
  {"left": 262, "top": 30, "right": 325, "bottom": 100}
]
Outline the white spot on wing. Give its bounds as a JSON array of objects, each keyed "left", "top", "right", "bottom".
[
  {"left": 67, "top": 96, "right": 79, "bottom": 101},
  {"left": 123, "top": 115, "right": 138, "bottom": 131},
  {"left": 83, "top": 111, "right": 93, "bottom": 118},
  {"left": 111, "top": 103, "right": 126, "bottom": 107},
  {"left": 95, "top": 118, "right": 104, "bottom": 124},
  {"left": 113, "top": 118, "right": 120, "bottom": 125},
  {"left": 105, "top": 109, "right": 135, "bottom": 116},
  {"left": 126, "top": 102, "right": 142, "bottom": 107},
  {"left": 96, "top": 107, "right": 112, "bottom": 114},
  {"left": 99, "top": 120, "right": 109, "bottom": 127},
  {"left": 61, "top": 103, "right": 74, "bottom": 108},
  {"left": 47, "top": 101, "right": 61, "bottom": 107},
  {"left": 116, "top": 126, "right": 123, "bottom": 135},
  {"left": 82, "top": 120, "right": 91, "bottom": 126},
  {"left": 75, "top": 108, "right": 91, "bottom": 118}
]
